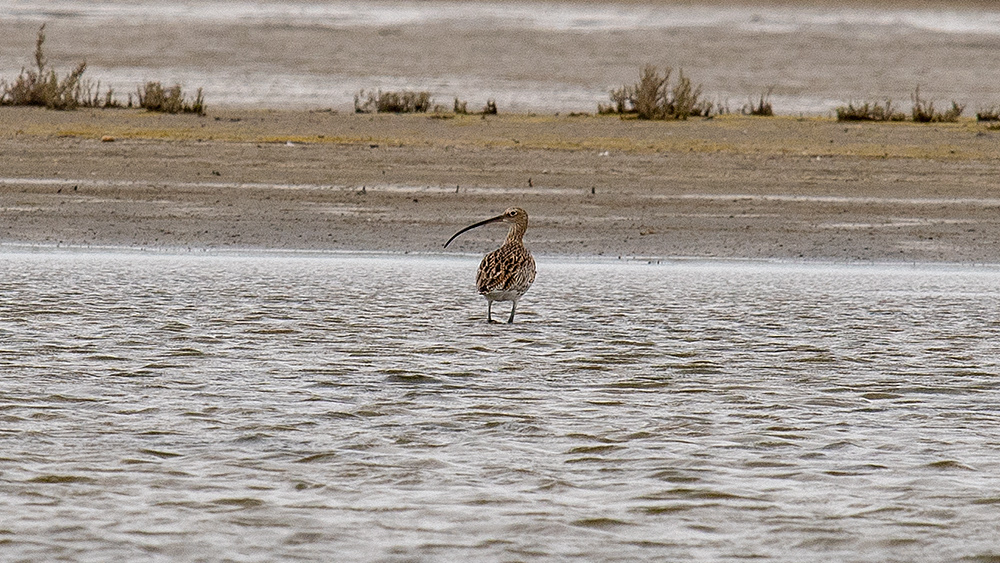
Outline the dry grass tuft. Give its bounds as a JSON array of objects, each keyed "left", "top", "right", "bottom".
[
  {"left": 599, "top": 65, "right": 713, "bottom": 120},
  {"left": 354, "top": 89, "right": 432, "bottom": 113}
]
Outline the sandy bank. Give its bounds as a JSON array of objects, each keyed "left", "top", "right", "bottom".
[{"left": 2, "top": 107, "right": 999, "bottom": 263}]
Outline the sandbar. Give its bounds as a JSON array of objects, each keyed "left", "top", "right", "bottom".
[{"left": 2, "top": 107, "right": 999, "bottom": 263}]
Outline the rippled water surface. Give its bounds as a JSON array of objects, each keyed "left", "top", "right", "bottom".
[{"left": 2, "top": 250, "right": 1000, "bottom": 561}]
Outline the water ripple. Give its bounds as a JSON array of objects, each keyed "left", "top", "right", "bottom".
[{"left": 2, "top": 251, "right": 1000, "bottom": 561}]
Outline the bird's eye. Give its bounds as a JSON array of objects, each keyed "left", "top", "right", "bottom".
[{"left": 507, "top": 210, "right": 516, "bottom": 216}]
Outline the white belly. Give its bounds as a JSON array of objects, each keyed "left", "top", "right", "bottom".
[{"left": 482, "top": 289, "right": 522, "bottom": 303}]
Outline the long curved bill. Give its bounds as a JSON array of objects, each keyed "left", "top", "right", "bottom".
[{"left": 444, "top": 214, "right": 505, "bottom": 248}]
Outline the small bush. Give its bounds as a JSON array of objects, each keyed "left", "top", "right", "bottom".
[
  {"left": 911, "top": 87, "right": 964, "bottom": 123},
  {"left": 77, "top": 80, "right": 124, "bottom": 109},
  {"left": 836, "top": 89, "right": 966, "bottom": 123},
  {"left": 670, "top": 70, "right": 712, "bottom": 119},
  {"left": 448, "top": 97, "right": 496, "bottom": 115},
  {"left": 2, "top": 24, "right": 204, "bottom": 113},
  {"left": 743, "top": 88, "right": 774, "bottom": 116},
  {"left": 835, "top": 100, "right": 906, "bottom": 122},
  {"left": 136, "top": 82, "right": 205, "bottom": 114},
  {"left": 976, "top": 106, "right": 1000, "bottom": 122},
  {"left": 632, "top": 66, "right": 667, "bottom": 119},
  {"left": 0, "top": 24, "right": 120, "bottom": 110},
  {"left": 600, "top": 85, "right": 631, "bottom": 115},
  {"left": 599, "top": 66, "right": 713, "bottom": 120},
  {"left": 354, "top": 89, "right": 432, "bottom": 113}
]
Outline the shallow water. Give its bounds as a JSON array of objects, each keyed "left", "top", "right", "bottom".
[
  {"left": 1, "top": 1, "right": 999, "bottom": 113},
  {"left": 2, "top": 249, "right": 1000, "bottom": 561}
]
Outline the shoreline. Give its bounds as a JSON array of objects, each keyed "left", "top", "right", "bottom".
[
  {"left": 7, "top": 242, "right": 1000, "bottom": 273},
  {"left": 6, "top": 106, "right": 999, "bottom": 159},
  {"left": 2, "top": 107, "right": 1000, "bottom": 264}
]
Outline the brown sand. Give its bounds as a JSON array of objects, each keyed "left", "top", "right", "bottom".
[{"left": 2, "top": 106, "right": 1000, "bottom": 262}]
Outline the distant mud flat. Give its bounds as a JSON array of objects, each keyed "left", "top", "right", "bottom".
[
  {"left": 2, "top": 107, "right": 1000, "bottom": 263},
  {"left": 0, "top": 0, "right": 999, "bottom": 114}
]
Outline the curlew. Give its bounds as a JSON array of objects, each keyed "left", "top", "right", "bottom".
[{"left": 444, "top": 207, "right": 536, "bottom": 324}]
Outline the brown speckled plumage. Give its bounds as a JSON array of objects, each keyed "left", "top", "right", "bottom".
[{"left": 444, "top": 207, "right": 536, "bottom": 323}]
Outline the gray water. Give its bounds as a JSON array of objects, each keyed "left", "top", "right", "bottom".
[
  {"left": 2, "top": 249, "right": 1000, "bottom": 562},
  {"left": 2, "top": 1, "right": 999, "bottom": 114}
]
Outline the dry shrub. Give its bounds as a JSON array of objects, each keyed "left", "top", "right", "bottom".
[
  {"left": 2, "top": 24, "right": 204, "bottom": 113},
  {"left": 0, "top": 24, "right": 118, "bottom": 110},
  {"left": 448, "top": 97, "right": 497, "bottom": 115},
  {"left": 599, "top": 65, "right": 713, "bottom": 120},
  {"left": 668, "top": 70, "right": 709, "bottom": 119},
  {"left": 835, "top": 100, "right": 906, "bottom": 122},
  {"left": 976, "top": 106, "right": 1000, "bottom": 122},
  {"left": 743, "top": 88, "right": 774, "bottom": 116},
  {"left": 836, "top": 89, "right": 965, "bottom": 123},
  {"left": 911, "top": 87, "right": 964, "bottom": 123},
  {"left": 137, "top": 82, "right": 205, "bottom": 114},
  {"left": 354, "top": 89, "right": 432, "bottom": 113},
  {"left": 632, "top": 66, "right": 668, "bottom": 119}
]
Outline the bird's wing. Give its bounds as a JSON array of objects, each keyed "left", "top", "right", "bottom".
[{"left": 477, "top": 246, "right": 534, "bottom": 294}]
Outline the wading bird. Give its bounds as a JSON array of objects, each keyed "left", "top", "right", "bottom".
[{"left": 444, "top": 207, "right": 536, "bottom": 324}]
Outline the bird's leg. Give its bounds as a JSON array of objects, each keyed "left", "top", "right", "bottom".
[
  {"left": 507, "top": 301, "right": 517, "bottom": 324},
  {"left": 486, "top": 300, "right": 495, "bottom": 324}
]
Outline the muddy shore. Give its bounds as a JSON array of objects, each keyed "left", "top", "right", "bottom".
[{"left": 2, "top": 107, "right": 1000, "bottom": 263}]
